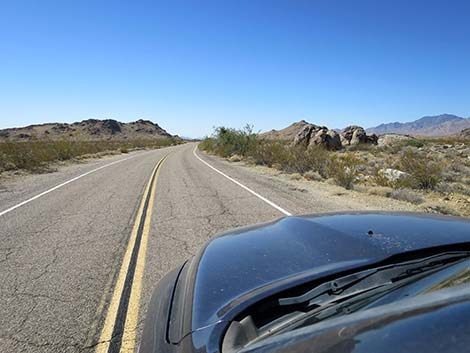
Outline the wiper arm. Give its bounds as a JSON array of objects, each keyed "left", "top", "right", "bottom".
[
  {"left": 278, "top": 269, "right": 377, "bottom": 306},
  {"left": 278, "top": 252, "right": 470, "bottom": 309}
]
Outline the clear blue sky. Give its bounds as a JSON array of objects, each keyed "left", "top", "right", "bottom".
[{"left": 1, "top": 0, "right": 469, "bottom": 137}]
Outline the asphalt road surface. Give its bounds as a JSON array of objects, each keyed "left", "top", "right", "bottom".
[{"left": 0, "top": 142, "right": 354, "bottom": 353}]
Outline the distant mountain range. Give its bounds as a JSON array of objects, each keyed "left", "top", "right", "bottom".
[
  {"left": 0, "top": 119, "right": 175, "bottom": 140},
  {"left": 366, "top": 114, "right": 470, "bottom": 136}
]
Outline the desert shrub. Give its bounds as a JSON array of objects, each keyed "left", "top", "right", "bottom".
[
  {"left": 0, "top": 141, "right": 46, "bottom": 171},
  {"left": 252, "top": 143, "right": 331, "bottom": 175},
  {"left": 424, "top": 136, "right": 470, "bottom": 146},
  {"left": 427, "top": 204, "right": 461, "bottom": 216},
  {"left": 0, "top": 138, "right": 178, "bottom": 173},
  {"left": 441, "top": 168, "right": 461, "bottom": 182},
  {"left": 389, "top": 189, "right": 424, "bottom": 204},
  {"left": 448, "top": 160, "right": 469, "bottom": 174},
  {"left": 303, "top": 146, "right": 331, "bottom": 178},
  {"left": 54, "top": 140, "right": 75, "bottom": 160},
  {"left": 327, "top": 153, "right": 362, "bottom": 189},
  {"left": 250, "top": 140, "right": 288, "bottom": 167},
  {"left": 202, "top": 125, "right": 258, "bottom": 157},
  {"left": 282, "top": 145, "right": 313, "bottom": 174},
  {"left": 435, "top": 182, "right": 470, "bottom": 197},
  {"left": 398, "top": 149, "right": 443, "bottom": 190},
  {"left": 380, "top": 138, "right": 425, "bottom": 155},
  {"left": 198, "top": 137, "right": 216, "bottom": 152},
  {"left": 266, "top": 145, "right": 331, "bottom": 175},
  {"left": 346, "top": 143, "right": 377, "bottom": 152},
  {"left": 401, "top": 139, "right": 424, "bottom": 148}
]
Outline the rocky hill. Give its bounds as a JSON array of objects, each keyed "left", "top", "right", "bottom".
[
  {"left": 0, "top": 119, "right": 174, "bottom": 141},
  {"left": 366, "top": 114, "right": 470, "bottom": 136},
  {"left": 260, "top": 120, "right": 314, "bottom": 141}
]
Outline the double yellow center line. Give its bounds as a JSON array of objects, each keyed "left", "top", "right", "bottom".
[{"left": 96, "top": 155, "right": 168, "bottom": 353}]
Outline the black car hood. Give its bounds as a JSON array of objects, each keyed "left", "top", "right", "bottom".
[{"left": 190, "top": 213, "right": 470, "bottom": 333}]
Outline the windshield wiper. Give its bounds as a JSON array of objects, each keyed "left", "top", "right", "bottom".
[
  {"left": 247, "top": 252, "right": 470, "bottom": 344},
  {"left": 278, "top": 268, "right": 378, "bottom": 306},
  {"left": 278, "top": 252, "right": 470, "bottom": 310}
]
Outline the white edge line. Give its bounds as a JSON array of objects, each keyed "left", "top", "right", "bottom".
[
  {"left": 0, "top": 153, "right": 142, "bottom": 217},
  {"left": 193, "top": 145, "right": 292, "bottom": 216}
]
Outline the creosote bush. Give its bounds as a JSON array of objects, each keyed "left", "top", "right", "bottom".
[
  {"left": 398, "top": 149, "right": 443, "bottom": 190},
  {"left": 199, "top": 125, "right": 257, "bottom": 158},
  {"left": 250, "top": 140, "right": 288, "bottom": 167},
  {"left": 327, "top": 153, "right": 362, "bottom": 189}
]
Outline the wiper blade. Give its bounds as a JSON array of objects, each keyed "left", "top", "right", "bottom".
[{"left": 278, "top": 252, "right": 470, "bottom": 309}]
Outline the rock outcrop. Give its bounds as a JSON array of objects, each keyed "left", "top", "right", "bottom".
[
  {"left": 292, "top": 123, "right": 342, "bottom": 150},
  {"left": 377, "top": 134, "right": 415, "bottom": 147},
  {"left": 308, "top": 128, "right": 342, "bottom": 150},
  {"left": 340, "top": 126, "right": 378, "bottom": 146},
  {"left": 292, "top": 124, "right": 317, "bottom": 146},
  {"left": 261, "top": 121, "right": 377, "bottom": 150}
]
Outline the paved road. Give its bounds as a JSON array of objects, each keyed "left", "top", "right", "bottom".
[{"left": 0, "top": 142, "right": 362, "bottom": 352}]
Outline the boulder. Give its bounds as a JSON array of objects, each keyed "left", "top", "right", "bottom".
[
  {"left": 341, "top": 125, "right": 363, "bottom": 145},
  {"left": 341, "top": 125, "right": 378, "bottom": 146},
  {"left": 303, "top": 170, "right": 323, "bottom": 181},
  {"left": 292, "top": 124, "right": 318, "bottom": 146},
  {"left": 351, "top": 127, "right": 367, "bottom": 145},
  {"left": 379, "top": 168, "right": 409, "bottom": 182},
  {"left": 365, "top": 133, "right": 379, "bottom": 144},
  {"left": 377, "top": 134, "right": 414, "bottom": 147},
  {"left": 228, "top": 154, "right": 242, "bottom": 162},
  {"left": 292, "top": 123, "right": 342, "bottom": 150},
  {"left": 308, "top": 128, "right": 342, "bottom": 150}
]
